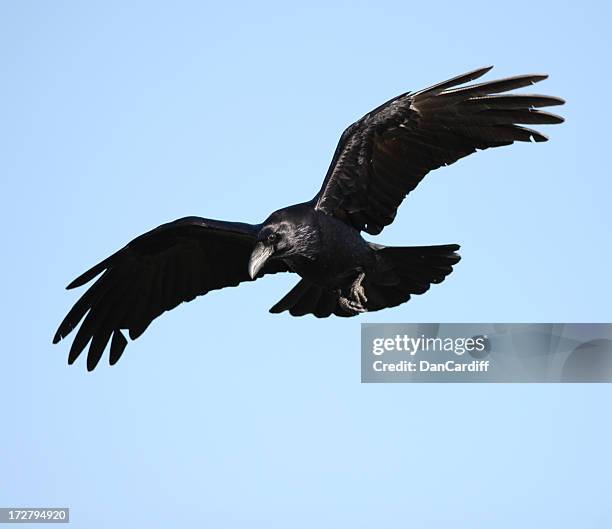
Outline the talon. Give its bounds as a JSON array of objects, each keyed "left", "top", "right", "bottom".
[
  {"left": 338, "top": 296, "right": 366, "bottom": 315},
  {"left": 349, "top": 300, "right": 367, "bottom": 313}
]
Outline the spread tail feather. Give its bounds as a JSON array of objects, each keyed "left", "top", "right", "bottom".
[
  {"left": 269, "top": 243, "right": 460, "bottom": 317},
  {"left": 364, "top": 243, "right": 461, "bottom": 311}
]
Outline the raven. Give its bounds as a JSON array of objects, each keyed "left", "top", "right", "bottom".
[{"left": 54, "top": 66, "right": 564, "bottom": 370}]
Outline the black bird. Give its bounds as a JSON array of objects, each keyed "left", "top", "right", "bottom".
[{"left": 54, "top": 66, "right": 564, "bottom": 370}]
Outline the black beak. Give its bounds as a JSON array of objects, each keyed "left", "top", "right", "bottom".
[{"left": 248, "top": 242, "right": 274, "bottom": 279}]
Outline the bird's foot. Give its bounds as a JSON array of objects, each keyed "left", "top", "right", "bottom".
[{"left": 338, "top": 272, "right": 368, "bottom": 315}]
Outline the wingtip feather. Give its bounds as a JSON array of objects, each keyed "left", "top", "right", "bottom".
[
  {"left": 109, "top": 330, "right": 128, "bottom": 366},
  {"left": 66, "top": 271, "right": 99, "bottom": 290},
  {"left": 415, "top": 65, "right": 495, "bottom": 98}
]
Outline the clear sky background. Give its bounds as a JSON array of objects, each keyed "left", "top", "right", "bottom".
[{"left": 1, "top": 1, "right": 611, "bottom": 527}]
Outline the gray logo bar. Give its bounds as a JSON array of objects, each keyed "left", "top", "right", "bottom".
[{"left": 361, "top": 323, "right": 612, "bottom": 383}]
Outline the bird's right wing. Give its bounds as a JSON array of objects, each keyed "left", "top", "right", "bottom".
[
  {"left": 53, "top": 216, "right": 288, "bottom": 370},
  {"left": 314, "top": 66, "right": 564, "bottom": 235}
]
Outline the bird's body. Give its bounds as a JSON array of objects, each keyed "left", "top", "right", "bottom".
[
  {"left": 54, "top": 66, "right": 564, "bottom": 370},
  {"left": 268, "top": 204, "right": 374, "bottom": 288}
]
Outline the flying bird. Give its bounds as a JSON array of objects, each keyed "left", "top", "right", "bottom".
[{"left": 54, "top": 66, "right": 564, "bottom": 370}]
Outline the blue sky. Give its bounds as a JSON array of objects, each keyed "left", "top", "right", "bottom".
[{"left": 1, "top": 1, "right": 611, "bottom": 527}]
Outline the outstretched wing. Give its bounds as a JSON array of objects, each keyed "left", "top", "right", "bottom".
[
  {"left": 53, "top": 216, "right": 288, "bottom": 370},
  {"left": 314, "top": 66, "right": 564, "bottom": 234}
]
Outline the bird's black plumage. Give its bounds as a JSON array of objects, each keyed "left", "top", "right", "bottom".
[{"left": 54, "top": 66, "right": 564, "bottom": 369}]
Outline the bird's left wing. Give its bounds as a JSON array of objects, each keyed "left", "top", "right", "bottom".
[
  {"left": 314, "top": 66, "right": 564, "bottom": 234},
  {"left": 53, "top": 216, "right": 288, "bottom": 370}
]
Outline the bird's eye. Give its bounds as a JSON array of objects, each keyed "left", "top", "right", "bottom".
[{"left": 267, "top": 233, "right": 279, "bottom": 244}]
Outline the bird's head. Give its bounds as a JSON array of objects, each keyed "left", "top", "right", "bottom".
[
  {"left": 248, "top": 221, "right": 294, "bottom": 279},
  {"left": 248, "top": 207, "right": 318, "bottom": 279}
]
